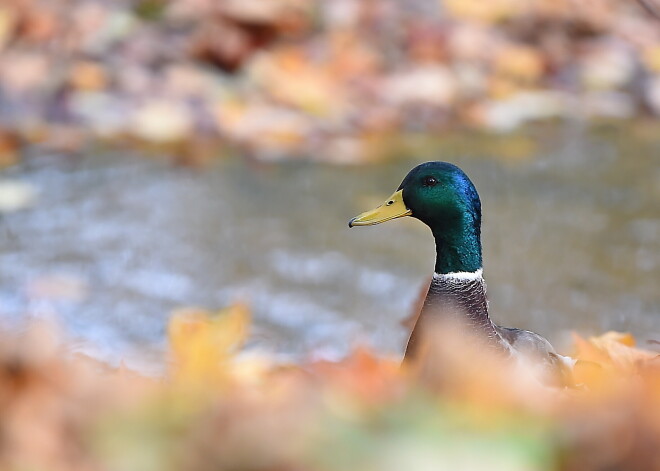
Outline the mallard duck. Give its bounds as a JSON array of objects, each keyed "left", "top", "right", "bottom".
[{"left": 349, "top": 162, "right": 571, "bottom": 383}]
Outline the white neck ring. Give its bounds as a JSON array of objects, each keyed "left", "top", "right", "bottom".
[{"left": 433, "top": 268, "right": 483, "bottom": 281}]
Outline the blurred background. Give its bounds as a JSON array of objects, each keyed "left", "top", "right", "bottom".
[{"left": 0, "top": 0, "right": 658, "bottom": 373}]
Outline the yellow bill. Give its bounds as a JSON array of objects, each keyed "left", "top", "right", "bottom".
[{"left": 349, "top": 189, "right": 412, "bottom": 227}]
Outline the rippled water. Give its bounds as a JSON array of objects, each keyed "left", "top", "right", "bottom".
[{"left": 1, "top": 124, "right": 658, "bottom": 373}]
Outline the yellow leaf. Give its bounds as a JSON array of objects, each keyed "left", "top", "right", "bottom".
[
  {"left": 494, "top": 45, "right": 545, "bottom": 83},
  {"left": 591, "top": 331, "right": 636, "bottom": 348},
  {"left": 168, "top": 303, "right": 250, "bottom": 387},
  {"left": 643, "top": 45, "right": 660, "bottom": 73}
]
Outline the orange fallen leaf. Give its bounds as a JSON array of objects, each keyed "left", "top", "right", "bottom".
[{"left": 571, "top": 331, "right": 658, "bottom": 389}]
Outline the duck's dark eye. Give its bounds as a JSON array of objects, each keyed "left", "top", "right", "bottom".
[{"left": 423, "top": 176, "right": 438, "bottom": 187}]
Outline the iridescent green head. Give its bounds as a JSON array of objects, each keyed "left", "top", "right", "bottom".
[{"left": 349, "top": 162, "right": 482, "bottom": 274}]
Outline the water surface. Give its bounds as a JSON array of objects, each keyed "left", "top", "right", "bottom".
[{"left": 1, "top": 124, "right": 658, "bottom": 372}]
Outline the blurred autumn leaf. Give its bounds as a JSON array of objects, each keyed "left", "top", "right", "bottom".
[
  {"left": 168, "top": 303, "right": 250, "bottom": 389},
  {"left": 0, "top": 306, "right": 659, "bottom": 470}
]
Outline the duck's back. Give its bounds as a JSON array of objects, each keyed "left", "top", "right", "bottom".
[
  {"left": 495, "top": 326, "right": 556, "bottom": 359},
  {"left": 496, "top": 326, "right": 575, "bottom": 385}
]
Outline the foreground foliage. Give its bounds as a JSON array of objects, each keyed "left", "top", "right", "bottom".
[{"left": 1, "top": 304, "right": 659, "bottom": 471}]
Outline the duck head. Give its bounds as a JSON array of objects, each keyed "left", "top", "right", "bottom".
[{"left": 349, "top": 162, "right": 483, "bottom": 274}]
